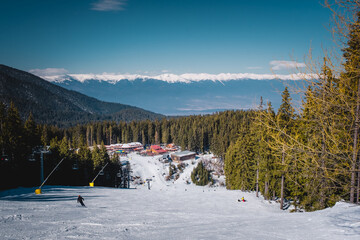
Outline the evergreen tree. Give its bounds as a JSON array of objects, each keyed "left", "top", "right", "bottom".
[
  {"left": 100, "top": 141, "right": 110, "bottom": 164},
  {"left": 92, "top": 142, "right": 102, "bottom": 169},
  {"left": 276, "top": 87, "right": 295, "bottom": 209},
  {"left": 260, "top": 101, "right": 277, "bottom": 200},
  {"left": 191, "top": 161, "right": 212, "bottom": 186}
]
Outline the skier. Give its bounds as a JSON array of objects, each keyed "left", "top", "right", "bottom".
[
  {"left": 77, "top": 195, "right": 86, "bottom": 207},
  {"left": 241, "top": 197, "right": 246, "bottom": 202}
]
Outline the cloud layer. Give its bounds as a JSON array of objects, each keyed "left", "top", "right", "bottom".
[
  {"left": 270, "top": 60, "right": 306, "bottom": 70},
  {"left": 91, "top": 0, "right": 127, "bottom": 11},
  {"left": 176, "top": 98, "right": 253, "bottom": 112},
  {"left": 29, "top": 68, "right": 68, "bottom": 76}
]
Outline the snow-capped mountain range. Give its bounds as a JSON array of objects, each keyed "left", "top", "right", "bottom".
[
  {"left": 37, "top": 72, "right": 315, "bottom": 84},
  {"left": 34, "top": 72, "right": 309, "bottom": 115}
]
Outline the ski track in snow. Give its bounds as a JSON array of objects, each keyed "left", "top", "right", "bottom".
[{"left": 0, "top": 152, "right": 360, "bottom": 240}]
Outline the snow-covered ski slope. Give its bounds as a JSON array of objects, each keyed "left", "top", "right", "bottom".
[{"left": 1, "top": 153, "right": 360, "bottom": 240}]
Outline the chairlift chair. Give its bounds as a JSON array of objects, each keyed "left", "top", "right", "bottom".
[
  {"left": 72, "top": 163, "right": 79, "bottom": 170},
  {"left": 28, "top": 153, "right": 36, "bottom": 162},
  {"left": 99, "top": 170, "right": 104, "bottom": 175}
]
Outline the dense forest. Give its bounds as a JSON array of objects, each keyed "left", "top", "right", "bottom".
[{"left": 0, "top": 100, "right": 251, "bottom": 190}]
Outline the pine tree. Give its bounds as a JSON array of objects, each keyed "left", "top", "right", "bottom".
[
  {"left": 276, "top": 87, "right": 295, "bottom": 209},
  {"left": 254, "top": 97, "right": 264, "bottom": 197},
  {"left": 100, "top": 141, "right": 110, "bottom": 164},
  {"left": 41, "top": 125, "right": 49, "bottom": 147},
  {"left": 191, "top": 161, "right": 212, "bottom": 186},
  {"left": 59, "top": 137, "right": 70, "bottom": 157},
  {"left": 92, "top": 142, "right": 102, "bottom": 169},
  {"left": 260, "top": 101, "right": 277, "bottom": 200},
  {"left": 300, "top": 61, "right": 342, "bottom": 210}
]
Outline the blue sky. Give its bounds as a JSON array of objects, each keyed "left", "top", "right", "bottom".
[{"left": 0, "top": 0, "right": 335, "bottom": 76}]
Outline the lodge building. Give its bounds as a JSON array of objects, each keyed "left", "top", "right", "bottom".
[{"left": 171, "top": 151, "right": 196, "bottom": 162}]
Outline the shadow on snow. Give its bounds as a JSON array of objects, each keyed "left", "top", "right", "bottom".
[{"left": 0, "top": 186, "right": 105, "bottom": 202}]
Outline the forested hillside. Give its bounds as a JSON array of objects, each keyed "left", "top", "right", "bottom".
[{"left": 0, "top": 65, "right": 163, "bottom": 127}]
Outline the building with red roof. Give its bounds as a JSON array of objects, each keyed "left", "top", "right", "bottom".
[{"left": 150, "top": 145, "right": 167, "bottom": 155}]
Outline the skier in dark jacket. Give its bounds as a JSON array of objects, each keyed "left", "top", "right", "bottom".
[{"left": 77, "top": 195, "right": 86, "bottom": 207}]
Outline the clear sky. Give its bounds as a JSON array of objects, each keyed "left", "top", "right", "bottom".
[{"left": 0, "top": 0, "right": 336, "bottom": 76}]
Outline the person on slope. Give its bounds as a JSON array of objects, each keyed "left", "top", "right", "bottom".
[{"left": 77, "top": 195, "right": 86, "bottom": 207}]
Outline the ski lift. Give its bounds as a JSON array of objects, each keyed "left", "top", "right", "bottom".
[
  {"left": 72, "top": 163, "right": 79, "bottom": 170},
  {"left": 99, "top": 170, "right": 104, "bottom": 176},
  {"left": 28, "top": 153, "right": 36, "bottom": 162}
]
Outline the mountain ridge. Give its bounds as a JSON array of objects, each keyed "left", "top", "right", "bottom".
[{"left": 0, "top": 64, "right": 164, "bottom": 126}]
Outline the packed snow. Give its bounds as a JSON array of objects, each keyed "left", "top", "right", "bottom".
[{"left": 1, "top": 153, "right": 360, "bottom": 240}]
